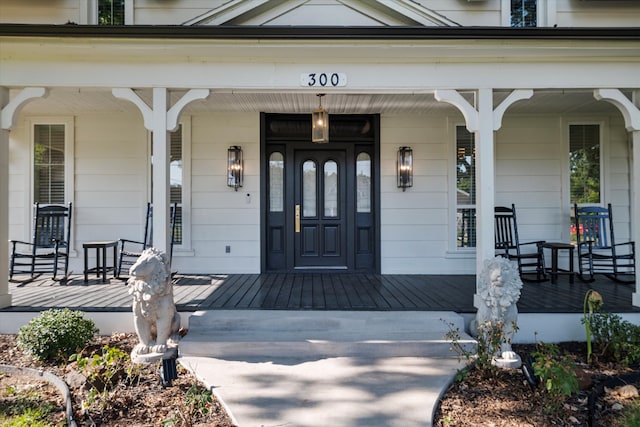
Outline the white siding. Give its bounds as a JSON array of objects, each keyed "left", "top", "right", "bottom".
[
  {"left": 556, "top": 0, "right": 640, "bottom": 27},
  {"left": 8, "top": 107, "right": 633, "bottom": 276},
  {"left": 185, "top": 112, "right": 260, "bottom": 274},
  {"left": 0, "top": 0, "right": 80, "bottom": 24},
  {"left": 2, "top": 0, "right": 640, "bottom": 27}
]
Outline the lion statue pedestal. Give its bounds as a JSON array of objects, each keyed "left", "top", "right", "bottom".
[
  {"left": 127, "top": 247, "right": 181, "bottom": 364},
  {"left": 472, "top": 256, "right": 524, "bottom": 369}
]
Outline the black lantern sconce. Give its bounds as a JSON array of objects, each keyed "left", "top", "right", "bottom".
[
  {"left": 227, "top": 145, "right": 243, "bottom": 191},
  {"left": 397, "top": 146, "right": 413, "bottom": 191},
  {"left": 312, "top": 94, "right": 329, "bottom": 143}
]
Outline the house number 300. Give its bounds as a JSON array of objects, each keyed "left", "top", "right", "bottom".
[{"left": 300, "top": 73, "right": 347, "bottom": 87}]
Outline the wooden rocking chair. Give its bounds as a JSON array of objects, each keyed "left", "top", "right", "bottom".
[
  {"left": 574, "top": 204, "right": 636, "bottom": 283},
  {"left": 116, "top": 203, "right": 177, "bottom": 278},
  {"left": 495, "top": 204, "right": 547, "bottom": 282},
  {"left": 9, "top": 202, "right": 73, "bottom": 283}
]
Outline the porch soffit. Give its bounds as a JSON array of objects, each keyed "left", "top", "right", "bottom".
[
  {"left": 8, "top": 88, "right": 624, "bottom": 117},
  {"left": 182, "top": 0, "right": 460, "bottom": 27}
]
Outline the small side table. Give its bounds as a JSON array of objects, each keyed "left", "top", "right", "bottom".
[
  {"left": 83, "top": 241, "right": 118, "bottom": 283},
  {"left": 542, "top": 242, "right": 575, "bottom": 284}
]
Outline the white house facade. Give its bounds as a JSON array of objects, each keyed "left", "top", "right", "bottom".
[{"left": 1, "top": 0, "right": 639, "bottom": 309}]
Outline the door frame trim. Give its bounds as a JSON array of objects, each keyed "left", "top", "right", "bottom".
[{"left": 260, "top": 112, "right": 381, "bottom": 273}]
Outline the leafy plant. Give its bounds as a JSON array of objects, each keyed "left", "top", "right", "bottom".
[
  {"left": 531, "top": 342, "right": 579, "bottom": 415},
  {"left": 185, "top": 384, "right": 214, "bottom": 417},
  {"left": 73, "top": 345, "right": 137, "bottom": 392},
  {"left": 17, "top": 308, "right": 98, "bottom": 362},
  {"left": 582, "top": 289, "right": 603, "bottom": 363},
  {"left": 444, "top": 319, "right": 517, "bottom": 377},
  {"left": 614, "top": 399, "right": 640, "bottom": 427},
  {"left": 588, "top": 312, "right": 640, "bottom": 366},
  {"left": 0, "top": 383, "right": 59, "bottom": 427}
]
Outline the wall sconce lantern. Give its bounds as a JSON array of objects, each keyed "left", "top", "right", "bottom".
[
  {"left": 227, "top": 145, "right": 243, "bottom": 191},
  {"left": 397, "top": 146, "right": 413, "bottom": 191},
  {"left": 312, "top": 94, "right": 329, "bottom": 143}
]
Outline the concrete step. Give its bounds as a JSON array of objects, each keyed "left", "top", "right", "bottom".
[{"left": 179, "top": 310, "right": 475, "bottom": 359}]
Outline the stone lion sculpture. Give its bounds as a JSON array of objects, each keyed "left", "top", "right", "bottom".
[
  {"left": 473, "top": 256, "right": 523, "bottom": 368},
  {"left": 127, "top": 247, "right": 180, "bottom": 362}
]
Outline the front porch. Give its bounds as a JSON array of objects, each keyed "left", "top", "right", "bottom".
[{"left": 3, "top": 273, "right": 638, "bottom": 314}]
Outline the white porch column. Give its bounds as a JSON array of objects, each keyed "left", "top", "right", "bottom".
[
  {"left": 0, "top": 87, "right": 48, "bottom": 308},
  {"left": 152, "top": 87, "right": 171, "bottom": 255},
  {"left": 594, "top": 89, "right": 640, "bottom": 307},
  {"left": 0, "top": 88, "right": 11, "bottom": 308},
  {"left": 112, "top": 88, "right": 209, "bottom": 257},
  {"left": 435, "top": 88, "right": 533, "bottom": 309}
]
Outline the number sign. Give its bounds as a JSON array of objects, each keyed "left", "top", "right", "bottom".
[{"left": 301, "top": 73, "right": 347, "bottom": 87}]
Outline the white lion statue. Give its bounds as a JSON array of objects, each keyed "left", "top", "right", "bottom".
[
  {"left": 473, "top": 256, "right": 523, "bottom": 368},
  {"left": 127, "top": 247, "right": 180, "bottom": 361}
]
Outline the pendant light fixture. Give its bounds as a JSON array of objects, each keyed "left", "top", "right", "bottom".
[{"left": 312, "top": 94, "right": 329, "bottom": 143}]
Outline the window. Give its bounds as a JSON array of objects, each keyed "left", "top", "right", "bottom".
[
  {"left": 269, "top": 152, "right": 284, "bottom": 212},
  {"left": 511, "top": 0, "right": 537, "bottom": 27},
  {"left": 456, "top": 126, "right": 476, "bottom": 248},
  {"left": 356, "top": 152, "right": 371, "bottom": 213},
  {"left": 151, "top": 121, "right": 191, "bottom": 249},
  {"left": 170, "top": 126, "right": 183, "bottom": 245},
  {"left": 34, "top": 124, "right": 66, "bottom": 204},
  {"left": 98, "top": 0, "right": 125, "bottom": 25},
  {"left": 570, "top": 124, "right": 601, "bottom": 205}
]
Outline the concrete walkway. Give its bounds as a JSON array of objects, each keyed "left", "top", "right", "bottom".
[
  {"left": 180, "top": 354, "right": 464, "bottom": 427},
  {"left": 178, "top": 310, "right": 473, "bottom": 427}
]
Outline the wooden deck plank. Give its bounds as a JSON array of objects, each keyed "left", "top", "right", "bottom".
[
  {"left": 284, "top": 274, "right": 302, "bottom": 308},
  {"left": 195, "top": 275, "right": 239, "bottom": 308},
  {"left": 205, "top": 275, "right": 247, "bottom": 308},
  {"left": 4, "top": 273, "right": 638, "bottom": 314}
]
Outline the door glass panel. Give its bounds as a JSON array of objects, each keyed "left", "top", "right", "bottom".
[
  {"left": 356, "top": 152, "right": 371, "bottom": 213},
  {"left": 302, "top": 160, "right": 316, "bottom": 217},
  {"left": 324, "top": 160, "right": 338, "bottom": 217},
  {"left": 269, "top": 152, "right": 284, "bottom": 212}
]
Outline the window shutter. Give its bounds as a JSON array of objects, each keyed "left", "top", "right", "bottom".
[{"left": 34, "top": 124, "right": 65, "bottom": 204}]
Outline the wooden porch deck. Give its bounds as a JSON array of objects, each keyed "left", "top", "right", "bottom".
[{"left": 3, "top": 273, "right": 638, "bottom": 314}]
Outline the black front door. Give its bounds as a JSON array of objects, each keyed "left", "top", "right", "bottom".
[
  {"left": 263, "top": 114, "right": 378, "bottom": 273},
  {"left": 294, "top": 149, "right": 347, "bottom": 269}
]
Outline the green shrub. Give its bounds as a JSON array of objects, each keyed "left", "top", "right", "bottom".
[
  {"left": 589, "top": 312, "right": 640, "bottom": 366},
  {"left": 17, "top": 308, "right": 98, "bottom": 362},
  {"left": 444, "top": 320, "right": 516, "bottom": 378},
  {"left": 531, "top": 342, "right": 579, "bottom": 415}
]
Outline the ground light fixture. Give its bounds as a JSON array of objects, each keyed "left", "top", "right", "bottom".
[
  {"left": 397, "top": 146, "right": 413, "bottom": 191},
  {"left": 312, "top": 94, "right": 329, "bottom": 143},
  {"left": 227, "top": 145, "right": 243, "bottom": 191}
]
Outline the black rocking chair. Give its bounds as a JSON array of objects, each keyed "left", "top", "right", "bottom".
[
  {"left": 9, "top": 202, "right": 73, "bottom": 283},
  {"left": 495, "top": 204, "right": 547, "bottom": 282},
  {"left": 117, "top": 203, "right": 177, "bottom": 278},
  {"left": 574, "top": 203, "right": 636, "bottom": 283}
]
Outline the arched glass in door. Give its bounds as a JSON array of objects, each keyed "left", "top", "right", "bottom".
[
  {"left": 269, "top": 152, "right": 284, "bottom": 212},
  {"left": 324, "top": 160, "right": 338, "bottom": 217},
  {"left": 302, "top": 160, "right": 317, "bottom": 217}
]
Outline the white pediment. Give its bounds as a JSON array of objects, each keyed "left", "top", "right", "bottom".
[{"left": 183, "top": 0, "right": 460, "bottom": 27}]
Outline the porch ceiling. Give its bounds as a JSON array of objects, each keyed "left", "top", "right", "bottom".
[{"left": 12, "top": 87, "right": 623, "bottom": 116}]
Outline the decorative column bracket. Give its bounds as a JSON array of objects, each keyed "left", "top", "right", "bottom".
[
  {"left": 112, "top": 88, "right": 210, "bottom": 131},
  {"left": 1, "top": 87, "right": 49, "bottom": 130}
]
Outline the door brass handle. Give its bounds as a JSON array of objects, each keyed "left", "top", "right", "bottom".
[{"left": 295, "top": 204, "right": 300, "bottom": 233}]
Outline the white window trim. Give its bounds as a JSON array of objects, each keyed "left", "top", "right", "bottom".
[
  {"left": 561, "top": 118, "right": 609, "bottom": 240},
  {"left": 448, "top": 119, "right": 476, "bottom": 257},
  {"left": 177, "top": 116, "right": 193, "bottom": 255},
  {"left": 501, "top": 0, "right": 553, "bottom": 27},
  {"left": 83, "top": 0, "right": 134, "bottom": 25},
  {"left": 27, "top": 116, "right": 75, "bottom": 250},
  {"left": 148, "top": 116, "right": 193, "bottom": 255}
]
